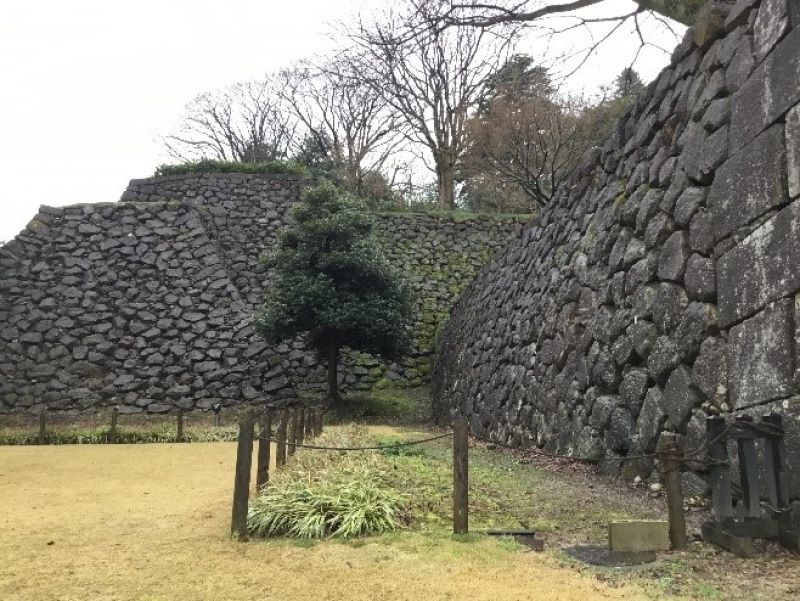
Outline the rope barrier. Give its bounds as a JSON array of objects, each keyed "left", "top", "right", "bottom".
[{"left": 257, "top": 431, "right": 453, "bottom": 452}]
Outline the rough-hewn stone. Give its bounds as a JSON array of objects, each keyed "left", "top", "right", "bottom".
[
  {"left": 728, "top": 300, "right": 795, "bottom": 407},
  {"left": 708, "top": 124, "right": 788, "bottom": 241},
  {"left": 717, "top": 199, "right": 800, "bottom": 325}
]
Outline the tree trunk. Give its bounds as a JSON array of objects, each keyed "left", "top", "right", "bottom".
[
  {"left": 436, "top": 158, "right": 456, "bottom": 209},
  {"left": 326, "top": 346, "right": 342, "bottom": 404}
]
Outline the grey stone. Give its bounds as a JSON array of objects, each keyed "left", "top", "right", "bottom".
[
  {"left": 693, "top": 337, "right": 728, "bottom": 406},
  {"left": 730, "top": 28, "right": 800, "bottom": 151},
  {"left": 753, "top": 0, "right": 791, "bottom": 60},
  {"left": 620, "top": 368, "right": 650, "bottom": 411},
  {"left": 657, "top": 231, "right": 690, "bottom": 282},
  {"left": 684, "top": 254, "right": 716, "bottom": 301},
  {"left": 628, "top": 320, "right": 657, "bottom": 359},
  {"left": 717, "top": 199, "right": 800, "bottom": 325},
  {"left": 653, "top": 283, "right": 689, "bottom": 334},
  {"left": 708, "top": 125, "right": 788, "bottom": 241},
  {"left": 637, "top": 387, "right": 665, "bottom": 452},
  {"left": 728, "top": 299, "right": 795, "bottom": 408},
  {"left": 663, "top": 365, "right": 703, "bottom": 429},
  {"left": 647, "top": 337, "right": 681, "bottom": 384},
  {"left": 786, "top": 103, "right": 800, "bottom": 199},
  {"left": 674, "top": 188, "right": 706, "bottom": 227}
]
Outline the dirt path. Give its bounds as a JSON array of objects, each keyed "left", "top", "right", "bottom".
[{"left": 0, "top": 442, "right": 652, "bottom": 601}]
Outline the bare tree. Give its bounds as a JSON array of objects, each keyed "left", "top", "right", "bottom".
[
  {"left": 164, "top": 78, "right": 296, "bottom": 162},
  {"left": 444, "top": 1, "right": 704, "bottom": 28},
  {"left": 351, "top": 0, "right": 516, "bottom": 209},
  {"left": 278, "top": 57, "right": 406, "bottom": 197}
]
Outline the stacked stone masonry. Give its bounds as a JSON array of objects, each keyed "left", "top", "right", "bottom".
[
  {"left": 1, "top": 173, "right": 524, "bottom": 414},
  {"left": 433, "top": 0, "right": 800, "bottom": 502}
]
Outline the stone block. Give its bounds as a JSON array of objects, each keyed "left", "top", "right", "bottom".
[
  {"left": 608, "top": 520, "right": 670, "bottom": 553},
  {"left": 753, "top": 0, "right": 791, "bottom": 60},
  {"left": 657, "top": 231, "right": 690, "bottom": 282},
  {"left": 728, "top": 300, "right": 795, "bottom": 408},
  {"left": 709, "top": 124, "right": 788, "bottom": 242},
  {"left": 663, "top": 364, "right": 703, "bottom": 429},
  {"left": 717, "top": 199, "right": 800, "bottom": 325},
  {"left": 730, "top": 27, "right": 800, "bottom": 151},
  {"left": 786, "top": 103, "right": 800, "bottom": 199},
  {"left": 684, "top": 254, "right": 716, "bottom": 302}
]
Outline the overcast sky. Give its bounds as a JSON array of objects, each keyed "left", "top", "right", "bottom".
[{"left": 0, "top": 0, "right": 684, "bottom": 243}]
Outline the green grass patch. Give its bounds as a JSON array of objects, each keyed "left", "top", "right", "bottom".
[
  {"left": 0, "top": 420, "right": 238, "bottom": 445},
  {"left": 154, "top": 159, "right": 307, "bottom": 177},
  {"left": 325, "top": 387, "right": 431, "bottom": 425}
]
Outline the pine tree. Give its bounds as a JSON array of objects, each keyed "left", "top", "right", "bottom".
[{"left": 254, "top": 182, "right": 412, "bottom": 403}]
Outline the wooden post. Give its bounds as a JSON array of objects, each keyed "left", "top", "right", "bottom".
[
  {"left": 38, "top": 409, "right": 47, "bottom": 445},
  {"left": 176, "top": 408, "right": 184, "bottom": 443},
  {"left": 288, "top": 407, "right": 298, "bottom": 456},
  {"left": 256, "top": 409, "right": 272, "bottom": 489},
  {"left": 304, "top": 407, "right": 314, "bottom": 438},
  {"left": 453, "top": 416, "right": 469, "bottom": 535},
  {"left": 297, "top": 406, "right": 305, "bottom": 448},
  {"left": 735, "top": 415, "right": 762, "bottom": 519},
  {"left": 763, "top": 414, "right": 789, "bottom": 509},
  {"left": 109, "top": 407, "right": 119, "bottom": 444},
  {"left": 661, "top": 433, "right": 688, "bottom": 550},
  {"left": 231, "top": 412, "right": 255, "bottom": 540},
  {"left": 707, "top": 416, "right": 733, "bottom": 521},
  {"left": 315, "top": 407, "right": 323, "bottom": 437},
  {"left": 276, "top": 410, "right": 288, "bottom": 467}
]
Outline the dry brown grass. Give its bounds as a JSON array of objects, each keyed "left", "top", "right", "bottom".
[{"left": 0, "top": 441, "right": 653, "bottom": 601}]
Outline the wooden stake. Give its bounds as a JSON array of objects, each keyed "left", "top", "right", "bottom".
[
  {"left": 109, "top": 407, "right": 119, "bottom": 444},
  {"left": 276, "top": 410, "right": 288, "bottom": 467},
  {"left": 297, "top": 407, "right": 305, "bottom": 448},
  {"left": 256, "top": 409, "right": 272, "bottom": 489},
  {"left": 288, "top": 408, "right": 298, "bottom": 456},
  {"left": 661, "top": 433, "right": 687, "bottom": 550},
  {"left": 707, "top": 416, "right": 733, "bottom": 520},
  {"left": 231, "top": 412, "right": 255, "bottom": 540},
  {"left": 453, "top": 416, "right": 469, "bottom": 535},
  {"left": 176, "top": 408, "right": 184, "bottom": 443},
  {"left": 38, "top": 409, "right": 46, "bottom": 445},
  {"left": 304, "top": 407, "right": 314, "bottom": 438}
]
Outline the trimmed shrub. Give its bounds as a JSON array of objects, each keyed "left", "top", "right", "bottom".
[{"left": 154, "top": 159, "right": 307, "bottom": 177}]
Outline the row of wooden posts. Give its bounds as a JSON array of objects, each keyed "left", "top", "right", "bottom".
[
  {"left": 230, "top": 405, "right": 325, "bottom": 539},
  {"left": 231, "top": 412, "right": 471, "bottom": 540},
  {"left": 33, "top": 407, "right": 191, "bottom": 444}
]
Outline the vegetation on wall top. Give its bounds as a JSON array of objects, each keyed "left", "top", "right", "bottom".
[{"left": 154, "top": 159, "right": 308, "bottom": 177}]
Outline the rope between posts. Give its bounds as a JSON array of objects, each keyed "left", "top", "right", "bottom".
[{"left": 257, "top": 431, "right": 453, "bottom": 451}]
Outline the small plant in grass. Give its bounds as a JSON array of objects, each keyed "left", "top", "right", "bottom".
[
  {"left": 248, "top": 475, "right": 406, "bottom": 539},
  {"left": 375, "top": 435, "right": 426, "bottom": 457}
]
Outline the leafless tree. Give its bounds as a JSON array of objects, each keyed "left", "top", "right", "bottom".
[
  {"left": 164, "top": 78, "right": 296, "bottom": 162},
  {"left": 278, "top": 57, "right": 406, "bottom": 197},
  {"left": 435, "top": 1, "right": 703, "bottom": 82},
  {"left": 351, "top": 0, "right": 517, "bottom": 209}
]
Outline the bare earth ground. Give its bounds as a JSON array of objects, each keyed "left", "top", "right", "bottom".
[{"left": 0, "top": 442, "right": 654, "bottom": 601}]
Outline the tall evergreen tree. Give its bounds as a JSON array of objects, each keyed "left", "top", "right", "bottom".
[{"left": 254, "top": 182, "right": 412, "bottom": 403}]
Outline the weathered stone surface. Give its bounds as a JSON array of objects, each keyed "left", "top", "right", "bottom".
[
  {"left": 648, "top": 337, "right": 681, "bottom": 384},
  {"left": 708, "top": 124, "right": 788, "bottom": 241},
  {"left": 754, "top": 0, "right": 791, "bottom": 59},
  {"left": 717, "top": 199, "right": 800, "bottom": 325},
  {"left": 728, "top": 300, "right": 795, "bottom": 407},
  {"left": 609, "top": 520, "right": 670, "bottom": 553},
  {"left": 693, "top": 337, "right": 728, "bottom": 406},
  {"left": 637, "top": 387, "right": 666, "bottom": 452},
  {"left": 787, "top": 103, "right": 800, "bottom": 199},
  {"left": 730, "top": 27, "right": 800, "bottom": 151},
  {"left": 684, "top": 254, "right": 716, "bottom": 301},
  {"left": 663, "top": 365, "right": 703, "bottom": 429},
  {"left": 657, "top": 231, "right": 691, "bottom": 281},
  {"left": 1, "top": 173, "right": 524, "bottom": 414}
]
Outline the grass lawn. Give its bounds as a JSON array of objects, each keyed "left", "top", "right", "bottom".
[{"left": 1, "top": 389, "right": 798, "bottom": 600}]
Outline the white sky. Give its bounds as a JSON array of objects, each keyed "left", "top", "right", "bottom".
[{"left": 0, "top": 0, "right": 684, "bottom": 242}]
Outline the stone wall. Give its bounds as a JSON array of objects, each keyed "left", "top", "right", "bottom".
[
  {"left": 0, "top": 174, "right": 523, "bottom": 413},
  {"left": 433, "top": 0, "right": 800, "bottom": 500}
]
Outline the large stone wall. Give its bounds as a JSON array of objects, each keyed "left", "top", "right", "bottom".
[
  {"left": 0, "top": 174, "right": 523, "bottom": 413},
  {"left": 433, "top": 0, "right": 800, "bottom": 500}
]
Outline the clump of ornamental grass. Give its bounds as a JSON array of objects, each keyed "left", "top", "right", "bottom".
[{"left": 247, "top": 426, "right": 411, "bottom": 539}]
